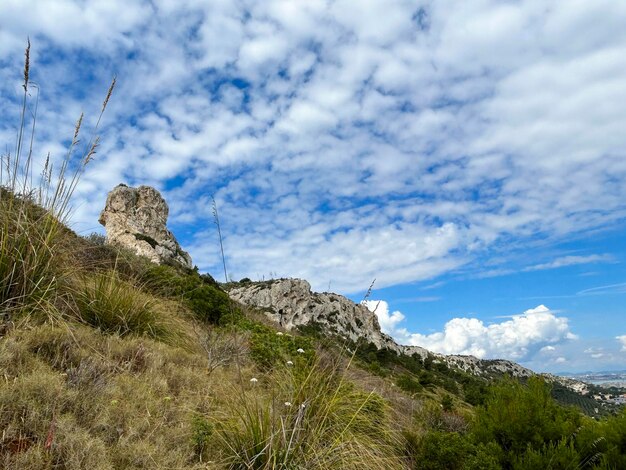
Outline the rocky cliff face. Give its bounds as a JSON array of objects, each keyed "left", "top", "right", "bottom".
[
  {"left": 229, "top": 278, "right": 405, "bottom": 352},
  {"left": 99, "top": 184, "right": 192, "bottom": 269},
  {"left": 228, "top": 278, "right": 536, "bottom": 378}
]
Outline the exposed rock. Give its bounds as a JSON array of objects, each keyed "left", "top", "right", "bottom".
[
  {"left": 228, "top": 278, "right": 540, "bottom": 378},
  {"left": 98, "top": 184, "right": 192, "bottom": 269},
  {"left": 228, "top": 278, "right": 404, "bottom": 352}
]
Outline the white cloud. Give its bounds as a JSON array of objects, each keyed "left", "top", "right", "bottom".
[
  {"left": 523, "top": 254, "right": 614, "bottom": 272},
  {"left": 366, "top": 302, "right": 577, "bottom": 362},
  {"left": 363, "top": 300, "right": 405, "bottom": 335},
  {"left": 617, "top": 335, "right": 626, "bottom": 352},
  {"left": 1, "top": 0, "right": 626, "bottom": 295},
  {"left": 578, "top": 283, "right": 626, "bottom": 296}
]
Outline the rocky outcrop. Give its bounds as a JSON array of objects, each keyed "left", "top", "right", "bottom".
[
  {"left": 229, "top": 279, "right": 404, "bottom": 352},
  {"left": 228, "top": 278, "right": 537, "bottom": 377},
  {"left": 98, "top": 184, "right": 192, "bottom": 269}
]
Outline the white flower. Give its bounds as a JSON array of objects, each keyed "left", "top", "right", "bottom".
[
  {"left": 284, "top": 402, "right": 292, "bottom": 407},
  {"left": 250, "top": 377, "right": 258, "bottom": 384},
  {"left": 296, "top": 348, "right": 305, "bottom": 354},
  {"left": 286, "top": 361, "right": 294, "bottom": 366},
  {"left": 300, "top": 403, "right": 306, "bottom": 409},
  {"left": 276, "top": 332, "right": 283, "bottom": 336}
]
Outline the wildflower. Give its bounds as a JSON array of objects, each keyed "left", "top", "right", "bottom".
[
  {"left": 297, "top": 348, "right": 305, "bottom": 354},
  {"left": 300, "top": 403, "right": 306, "bottom": 409},
  {"left": 284, "top": 402, "right": 292, "bottom": 407},
  {"left": 164, "top": 396, "right": 172, "bottom": 402},
  {"left": 286, "top": 360, "right": 294, "bottom": 366},
  {"left": 250, "top": 377, "right": 258, "bottom": 384},
  {"left": 110, "top": 399, "right": 119, "bottom": 406},
  {"left": 276, "top": 332, "right": 284, "bottom": 336}
]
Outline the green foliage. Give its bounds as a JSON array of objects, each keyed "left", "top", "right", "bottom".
[
  {"left": 575, "top": 409, "right": 626, "bottom": 469},
  {"left": 463, "top": 381, "right": 488, "bottom": 406},
  {"left": 442, "top": 394, "right": 454, "bottom": 412},
  {"left": 191, "top": 414, "right": 213, "bottom": 458},
  {"left": 512, "top": 438, "right": 580, "bottom": 470},
  {"left": 473, "top": 376, "right": 582, "bottom": 461},
  {"left": 141, "top": 264, "right": 231, "bottom": 323},
  {"left": 296, "top": 321, "right": 326, "bottom": 338},
  {"left": 407, "top": 431, "right": 500, "bottom": 470},
  {"left": 397, "top": 373, "right": 423, "bottom": 394},
  {"left": 239, "top": 320, "right": 314, "bottom": 370},
  {"left": 412, "top": 431, "right": 472, "bottom": 470},
  {"left": 0, "top": 193, "right": 60, "bottom": 315}
]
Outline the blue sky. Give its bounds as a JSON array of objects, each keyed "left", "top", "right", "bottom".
[{"left": 1, "top": 0, "right": 625, "bottom": 373}]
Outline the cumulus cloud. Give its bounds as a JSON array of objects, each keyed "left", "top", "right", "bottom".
[
  {"left": 1, "top": 1, "right": 626, "bottom": 293},
  {"left": 366, "top": 302, "right": 576, "bottom": 361},
  {"left": 363, "top": 300, "right": 406, "bottom": 335},
  {"left": 617, "top": 335, "right": 626, "bottom": 352}
]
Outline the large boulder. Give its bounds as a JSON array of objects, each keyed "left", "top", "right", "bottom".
[{"left": 98, "top": 184, "right": 192, "bottom": 269}]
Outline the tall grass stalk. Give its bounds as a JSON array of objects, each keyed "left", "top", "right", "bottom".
[
  {"left": 215, "top": 351, "right": 404, "bottom": 469},
  {"left": 211, "top": 196, "right": 229, "bottom": 283},
  {"left": 0, "top": 42, "right": 115, "bottom": 318}
]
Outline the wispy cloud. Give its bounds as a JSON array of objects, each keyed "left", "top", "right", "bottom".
[
  {"left": 1, "top": 1, "right": 626, "bottom": 293},
  {"left": 522, "top": 254, "right": 614, "bottom": 272},
  {"left": 577, "top": 282, "right": 626, "bottom": 296}
]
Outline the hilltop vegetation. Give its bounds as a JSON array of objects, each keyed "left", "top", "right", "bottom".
[{"left": 1, "top": 45, "right": 625, "bottom": 469}]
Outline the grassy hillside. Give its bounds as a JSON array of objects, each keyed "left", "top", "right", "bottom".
[{"left": 1, "top": 45, "right": 624, "bottom": 469}]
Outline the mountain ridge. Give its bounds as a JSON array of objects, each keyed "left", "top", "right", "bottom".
[{"left": 226, "top": 277, "right": 573, "bottom": 383}]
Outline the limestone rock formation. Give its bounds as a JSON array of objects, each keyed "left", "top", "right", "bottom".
[
  {"left": 98, "top": 184, "right": 192, "bottom": 269},
  {"left": 228, "top": 278, "right": 408, "bottom": 353},
  {"left": 230, "top": 279, "right": 594, "bottom": 392},
  {"left": 227, "top": 278, "right": 539, "bottom": 378}
]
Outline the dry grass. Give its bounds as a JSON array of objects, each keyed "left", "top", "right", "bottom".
[
  {"left": 0, "top": 323, "right": 215, "bottom": 469},
  {"left": 211, "top": 350, "right": 407, "bottom": 469},
  {"left": 0, "top": 43, "right": 450, "bottom": 470},
  {"left": 0, "top": 41, "right": 114, "bottom": 323}
]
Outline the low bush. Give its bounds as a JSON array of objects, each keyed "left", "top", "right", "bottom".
[
  {"left": 397, "top": 374, "right": 423, "bottom": 395},
  {"left": 141, "top": 264, "right": 231, "bottom": 323}
]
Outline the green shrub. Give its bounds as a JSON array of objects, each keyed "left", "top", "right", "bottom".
[
  {"left": 472, "top": 376, "right": 582, "bottom": 467},
  {"left": 413, "top": 431, "right": 473, "bottom": 470},
  {"left": 246, "top": 322, "right": 314, "bottom": 370},
  {"left": 191, "top": 414, "right": 213, "bottom": 459},
  {"left": 140, "top": 264, "right": 231, "bottom": 323},
  {"left": 397, "top": 373, "right": 423, "bottom": 394},
  {"left": 512, "top": 438, "right": 580, "bottom": 470},
  {"left": 442, "top": 394, "right": 454, "bottom": 412}
]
